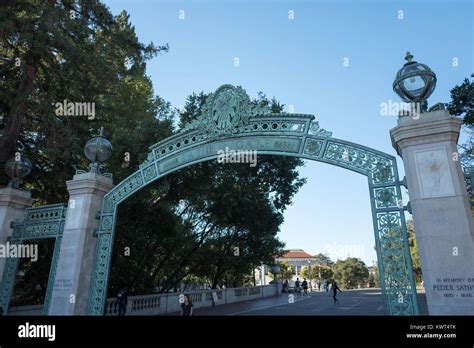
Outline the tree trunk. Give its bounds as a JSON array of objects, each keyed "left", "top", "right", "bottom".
[{"left": 0, "top": 62, "right": 36, "bottom": 161}]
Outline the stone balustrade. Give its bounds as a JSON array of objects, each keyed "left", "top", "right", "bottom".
[{"left": 8, "top": 284, "right": 281, "bottom": 316}]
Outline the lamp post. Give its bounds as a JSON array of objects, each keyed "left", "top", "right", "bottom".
[
  {"left": 393, "top": 51, "right": 437, "bottom": 113},
  {"left": 84, "top": 127, "right": 113, "bottom": 174},
  {"left": 307, "top": 260, "right": 311, "bottom": 292},
  {"left": 5, "top": 155, "right": 32, "bottom": 189}
]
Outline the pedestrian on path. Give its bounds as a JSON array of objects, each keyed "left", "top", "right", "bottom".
[
  {"left": 294, "top": 278, "right": 301, "bottom": 296},
  {"left": 117, "top": 287, "right": 128, "bottom": 316},
  {"left": 283, "top": 279, "right": 289, "bottom": 293},
  {"left": 180, "top": 294, "right": 194, "bottom": 316},
  {"left": 331, "top": 281, "right": 342, "bottom": 304},
  {"left": 302, "top": 278, "right": 308, "bottom": 296}
]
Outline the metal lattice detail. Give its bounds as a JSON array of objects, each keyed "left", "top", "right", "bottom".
[
  {"left": 102, "top": 171, "right": 144, "bottom": 212},
  {"left": 324, "top": 142, "right": 395, "bottom": 181},
  {"left": 0, "top": 241, "right": 21, "bottom": 313},
  {"left": 303, "top": 138, "right": 324, "bottom": 157},
  {"left": 375, "top": 211, "right": 418, "bottom": 315},
  {"left": 89, "top": 84, "right": 419, "bottom": 316},
  {"left": 143, "top": 164, "right": 158, "bottom": 182},
  {"left": 374, "top": 187, "right": 398, "bottom": 209},
  {"left": 89, "top": 233, "right": 112, "bottom": 314},
  {"left": 11, "top": 204, "right": 67, "bottom": 240},
  {"left": 43, "top": 236, "right": 62, "bottom": 315},
  {"left": 0, "top": 204, "right": 66, "bottom": 315},
  {"left": 309, "top": 121, "right": 333, "bottom": 137}
]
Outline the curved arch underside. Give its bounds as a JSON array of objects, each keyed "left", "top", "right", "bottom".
[{"left": 88, "top": 114, "right": 419, "bottom": 316}]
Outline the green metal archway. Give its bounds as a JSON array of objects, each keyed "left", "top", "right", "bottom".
[{"left": 88, "top": 84, "right": 419, "bottom": 315}]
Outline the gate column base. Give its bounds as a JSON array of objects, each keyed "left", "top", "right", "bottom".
[{"left": 49, "top": 172, "right": 113, "bottom": 315}]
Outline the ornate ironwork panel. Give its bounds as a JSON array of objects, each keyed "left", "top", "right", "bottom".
[
  {"left": 11, "top": 204, "right": 67, "bottom": 240},
  {"left": 0, "top": 204, "right": 67, "bottom": 315},
  {"left": 89, "top": 84, "right": 419, "bottom": 316},
  {"left": 43, "top": 236, "right": 62, "bottom": 315},
  {"left": 0, "top": 241, "right": 21, "bottom": 314}
]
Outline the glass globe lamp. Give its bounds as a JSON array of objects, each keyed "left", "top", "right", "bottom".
[
  {"left": 393, "top": 52, "right": 437, "bottom": 111},
  {"left": 5, "top": 156, "right": 32, "bottom": 188},
  {"left": 84, "top": 128, "right": 112, "bottom": 172}
]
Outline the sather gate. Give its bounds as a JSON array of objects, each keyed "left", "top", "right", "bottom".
[{"left": 88, "top": 84, "right": 419, "bottom": 315}]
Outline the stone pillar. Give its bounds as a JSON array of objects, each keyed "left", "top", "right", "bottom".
[
  {"left": 390, "top": 109, "right": 474, "bottom": 315},
  {"left": 49, "top": 172, "right": 113, "bottom": 315},
  {"left": 0, "top": 187, "right": 33, "bottom": 277}
]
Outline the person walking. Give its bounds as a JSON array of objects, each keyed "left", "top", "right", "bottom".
[
  {"left": 180, "top": 294, "right": 194, "bottom": 316},
  {"left": 331, "top": 281, "right": 342, "bottom": 304},
  {"left": 283, "top": 279, "right": 289, "bottom": 293},
  {"left": 302, "top": 278, "right": 308, "bottom": 296},
  {"left": 294, "top": 278, "right": 301, "bottom": 296},
  {"left": 116, "top": 287, "right": 128, "bottom": 316}
]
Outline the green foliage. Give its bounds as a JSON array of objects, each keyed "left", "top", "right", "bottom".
[
  {"left": 446, "top": 77, "right": 474, "bottom": 126},
  {"left": 446, "top": 77, "right": 473, "bottom": 175},
  {"left": 1, "top": 0, "right": 170, "bottom": 303},
  {"left": 314, "top": 253, "right": 334, "bottom": 267},
  {"left": 273, "top": 260, "right": 295, "bottom": 282},
  {"left": 301, "top": 264, "right": 333, "bottom": 283},
  {"left": 0, "top": 0, "right": 169, "bottom": 199},
  {"left": 407, "top": 220, "right": 423, "bottom": 284},
  {"left": 375, "top": 266, "right": 381, "bottom": 288},
  {"left": 367, "top": 273, "right": 376, "bottom": 288},
  {"left": 333, "top": 257, "right": 369, "bottom": 289}
]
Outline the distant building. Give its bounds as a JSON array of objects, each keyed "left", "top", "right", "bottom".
[
  {"left": 276, "top": 249, "right": 321, "bottom": 281},
  {"left": 368, "top": 266, "right": 377, "bottom": 276},
  {"left": 254, "top": 249, "right": 324, "bottom": 286}
]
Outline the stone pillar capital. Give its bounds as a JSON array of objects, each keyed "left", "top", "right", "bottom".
[
  {"left": 66, "top": 172, "right": 114, "bottom": 197},
  {"left": 390, "top": 110, "right": 462, "bottom": 157},
  {"left": 0, "top": 187, "right": 34, "bottom": 209}
]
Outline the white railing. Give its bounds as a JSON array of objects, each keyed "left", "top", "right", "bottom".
[
  {"left": 8, "top": 284, "right": 281, "bottom": 316},
  {"left": 104, "top": 284, "right": 280, "bottom": 316}
]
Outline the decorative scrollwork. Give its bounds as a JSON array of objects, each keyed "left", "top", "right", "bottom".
[
  {"left": 303, "top": 138, "right": 323, "bottom": 157},
  {"left": 1, "top": 204, "right": 67, "bottom": 314},
  {"left": 324, "top": 142, "right": 395, "bottom": 179},
  {"left": 373, "top": 162, "right": 395, "bottom": 184},
  {"left": 375, "top": 211, "right": 417, "bottom": 315},
  {"left": 182, "top": 85, "right": 255, "bottom": 136},
  {"left": 374, "top": 187, "right": 398, "bottom": 208},
  {"left": 11, "top": 204, "right": 67, "bottom": 240},
  {"left": 0, "top": 244, "right": 21, "bottom": 313},
  {"left": 89, "top": 233, "right": 112, "bottom": 315},
  {"left": 309, "top": 121, "right": 332, "bottom": 137}
]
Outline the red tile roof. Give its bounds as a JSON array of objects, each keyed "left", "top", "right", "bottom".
[{"left": 280, "top": 250, "right": 314, "bottom": 259}]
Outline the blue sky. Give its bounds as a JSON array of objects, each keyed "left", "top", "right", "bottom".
[{"left": 104, "top": 0, "right": 473, "bottom": 265}]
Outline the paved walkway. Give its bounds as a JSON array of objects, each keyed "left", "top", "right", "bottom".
[{"left": 169, "top": 288, "right": 428, "bottom": 316}]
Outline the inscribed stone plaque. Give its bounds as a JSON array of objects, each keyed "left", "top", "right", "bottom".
[{"left": 414, "top": 148, "right": 455, "bottom": 199}]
